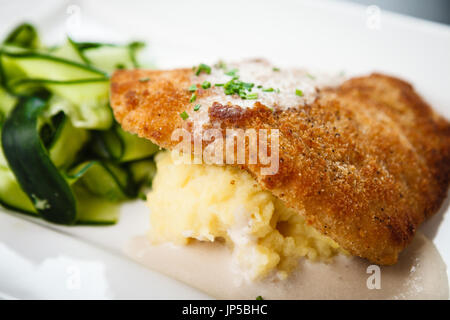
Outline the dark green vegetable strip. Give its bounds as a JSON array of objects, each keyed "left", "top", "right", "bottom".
[
  {"left": 1, "top": 97, "right": 77, "bottom": 224},
  {"left": 7, "top": 77, "right": 109, "bottom": 97},
  {"left": 91, "top": 123, "right": 159, "bottom": 162},
  {"left": 68, "top": 160, "right": 136, "bottom": 201},
  {"left": 68, "top": 37, "right": 90, "bottom": 65},
  {"left": 0, "top": 166, "right": 37, "bottom": 215},
  {"left": 73, "top": 184, "right": 119, "bottom": 225},
  {"left": 0, "top": 48, "right": 108, "bottom": 77},
  {"left": 129, "top": 159, "right": 156, "bottom": 185},
  {"left": 47, "top": 113, "right": 89, "bottom": 169},
  {"left": 128, "top": 41, "right": 145, "bottom": 68},
  {"left": 3, "top": 23, "right": 39, "bottom": 49}
]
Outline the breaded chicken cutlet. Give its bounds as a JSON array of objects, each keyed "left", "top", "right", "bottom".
[{"left": 110, "top": 59, "right": 450, "bottom": 265}]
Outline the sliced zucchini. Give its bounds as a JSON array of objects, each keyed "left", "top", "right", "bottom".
[
  {"left": 1, "top": 46, "right": 107, "bottom": 80},
  {"left": 64, "top": 164, "right": 121, "bottom": 225},
  {"left": 128, "top": 41, "right": 145, "bottom": 68},
  {"left": 0, "top": 24, "right": 155, "bottom": 226},
  {"left": 116, "top": 126, "right": 159, "bottom": 162},
  {"left": 0, "top": 52, "right": 27, "bottom": 93},
  {"left": 81, "top": 41, "right": 144, "bottom": 71},
  {"left": 0, "top": 166, "right": 37, "bottom": 215},
  {"left": 1, "top": 97, "right": 77, "bottom": 224},
  {"left": 43, "top": 80, "right": 112, "bottom": 129},
  {"left": 0, "top": 122, "right": 8, "bottom": 167},
  {"left": 69, "top": 161, "right": 136, "bottom": 201},
  {"left": 3, "top": 23, "right": 40, "bottom": 49},
  {"left": 0, "top": 48, "right": 112, "bottom": 129},
  {"left": 51, "top": 38, "right": 89, "bottom": 65},
  {"left": 0, "top": 87, "right": 16, "bottom": 120},
  {"left": 0, "top": 119, "right": 36, "bottom": 214},
  {"left": 73, "top": 184, "right": 119, "bottom": 225},
  {"left": 92, "top": 124, "right": 159, "bottom": 162},
  {"left": 83, "top": 45, "right": 133, "bottom": 73},
  {"left": 47, "top": 113, "right": 89, "bottom": 168},
  {"left": 0, "top": 140, "right": 5, "bottom": 168},
  {"left": 129, "top": 159, "right": 156, "bottom": 185}
]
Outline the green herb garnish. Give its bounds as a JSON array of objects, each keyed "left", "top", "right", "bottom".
[
  {"left": 188, "top": 84, "right": 197, "bottom": 92},
  {"left": 256, "top": 296, "right": 264, "bottom": 300},
  {"left": 272, "top": 67, "right": 280, "bottom": 72},
  {"left": 195, "top": 63, "right": 211, "bottom": 76},
  {"left": 295, "top": 89, "right": 304, "bottom": 97},
  {"left": 242, "top": 82, "right": 254, "bottom": 90},
  {"left": 246, "top": 93, "right": 258, "bottom": 100},
  {"left": 306, "top": 73, "right": 315, "bottom": 80},
  {"left": 215, "top": 83, "right": 224, "bottom": 87},
  {"left": 139, "top": 77, "right": 150, "bottom": 82},
  {"left": 223, "top": 79, "right": 252, "bottom": 97},
  {"left": 262, "top": 88, "right": 274, "bottom": 92},
  {"left": 193, "top": 104, "right": 201, "bottom": 111},
  {"left": 225, "top": 68, "right": 238, "bottom": 77},
  {"left": 189, "top": 93, "right": 197, "bottom": 103},
  {"left": 201, "top": 81, "right": 211, "bottom": 89},
  {"left": 180, "top": 111, "right": 189, "bottom": 120}
]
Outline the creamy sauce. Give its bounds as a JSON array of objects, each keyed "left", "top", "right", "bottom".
[
  {"left": 189, "top": 59, "right": 345, "bottom": 128},
  {"left": 125, "top": 232, "right": 448, "bottom": 300}
]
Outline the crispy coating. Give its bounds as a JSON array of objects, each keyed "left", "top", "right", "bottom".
[{"left": 110, "top": 68, "right": 450, "bottom": 265}]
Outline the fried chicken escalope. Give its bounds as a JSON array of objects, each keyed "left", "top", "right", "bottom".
[{"left": 110, "top": 61, "right": 450, "bottom": 265}]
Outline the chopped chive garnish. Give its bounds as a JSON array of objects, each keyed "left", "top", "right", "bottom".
[
  {"left": 272, "top": 67, "right": 280, "bottom": 72},
  {"left": 239, "top": 91, "right": 247, "bottom": 99},
  {"left": 201, "top": 81, "right": 211, "bottom": 89},
  {"left": 189, "top": 93, "right": 197, "bottom": 103},
  {"left": 195, "top": 63, "right": 211, "bottom": 76},
  {"left": 246, "top": 93, "right": 258, "bottom": 99},
  {"left": 256, "top": 296, "right": 264, "bottom": 300},
  {"left": 225, "top": 68, "right": 238, "bottom": 77},
  {"left": 139, "top": 77, "right": 150, "bottom": 82},
  {"left": 262, "top": 88, "right": 274, "bottom": 92},
  {"left": 242, "top": 82, "right": 254, "bottom": 90},
  {"left": 295, "top": 89, "right": 304, "bottom": 97},
  {"left": 257, "top": 85, "right": 263, "bottom": 89},
  {"left": 188, "top": 84, "right": 197, "bottom": 92},
  {"left": 306, "top": 73, "right": 316, "bottom": 80},
  {"left": 275, "top": 88, "right": 281, "bottom": 93},
  {"left": 193, "top": 104, "right": 201, "bottom": 111},
  {"left": 180, "top": 111, "right": 189, "bottom": 120},
  {"left": 214, "top": 70, "right": 260, "bottom": 100}
]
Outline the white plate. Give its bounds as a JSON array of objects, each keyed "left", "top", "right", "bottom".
[{"left": 0, "top": 0, "right": 449, "bottom": 299}]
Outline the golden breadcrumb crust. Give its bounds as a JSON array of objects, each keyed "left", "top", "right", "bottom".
[{"left": 110, "top": 69, "right": 450, "bottom": 265}]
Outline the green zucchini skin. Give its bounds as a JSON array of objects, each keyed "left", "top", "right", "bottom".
[
  {"left": 91, "top": 124, "right": 159, "bottom": 162},
  {"left": 3, "top": 23, "right": 39, "bottom": 49},
  {"left": 1, "top": 48, "right": 108, "bottom": 78},
  {"left": 1, "top": 97, "right": 77, "bottom": 224}
]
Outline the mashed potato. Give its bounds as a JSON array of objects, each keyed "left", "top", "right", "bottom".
[{"left": 147, "top": 151, "right": 343, "bottom": 280}]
